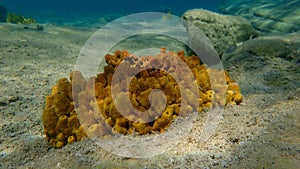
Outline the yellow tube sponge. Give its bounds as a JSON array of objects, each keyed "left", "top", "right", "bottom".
[{"left": 42, "top": 49, "right": 243, "bottom": 148}]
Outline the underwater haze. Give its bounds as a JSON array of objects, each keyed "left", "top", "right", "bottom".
[
  {"left": 1, "top": 0, "right": 223, "bottom": 24},
  {"left": 1, "top": 0, "right": 300, "bottom": 168}
]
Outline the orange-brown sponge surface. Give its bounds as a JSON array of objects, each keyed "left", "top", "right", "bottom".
[{"left": 42, "top": 49, "right": 243, "bottom": 148}]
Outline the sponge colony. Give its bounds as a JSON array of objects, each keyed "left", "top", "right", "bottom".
[{"left": 42, "top": 49, "right": 243, "bottom": 148}]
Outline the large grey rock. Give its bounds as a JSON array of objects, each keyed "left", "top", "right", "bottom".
[
  {"left": 223, "top": 33, "right": 300, "bottom": 63},
  {"left": 0, "top": 5, "right": 7, "bottom": 22},
  {"left": 220, "top": 0, "right": 300, "bottom": 34},
  {"left": 222, "top": 33, "right": 300, "bottom": 95},
  {"left": 183, "top": 9, "right": 258, "bottom": 56}
]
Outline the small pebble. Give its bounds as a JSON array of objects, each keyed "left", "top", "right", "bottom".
[
  {"left": 8, "top": 96, "right": 19, "bottom": 103},
  {"left": 0, "top": 151, "right": 7, "bottom": 158},
  {"left": 0, "top": 101, "right": 7, "bottom": 106}
]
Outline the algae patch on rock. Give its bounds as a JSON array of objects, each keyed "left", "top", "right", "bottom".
[{"left": 183, "top": 9, "right": 258, "bottom": 56}]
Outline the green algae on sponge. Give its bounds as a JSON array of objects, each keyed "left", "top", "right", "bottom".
[{"left": 42, "top": 49, "right": 243, "bottom": 148}]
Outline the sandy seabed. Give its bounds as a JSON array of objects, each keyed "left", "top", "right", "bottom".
[{"left": 0, "top": 23, "right": 299, "bottom": 169}]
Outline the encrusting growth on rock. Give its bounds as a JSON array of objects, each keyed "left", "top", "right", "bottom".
[{"left": 42, "top": 48, "right": 243, "bottom": 148}]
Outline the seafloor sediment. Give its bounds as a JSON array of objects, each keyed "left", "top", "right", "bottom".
[{"left": 0, "top": 19, "right": 299, "bottom": 169}]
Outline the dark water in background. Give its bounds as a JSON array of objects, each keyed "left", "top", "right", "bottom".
[{"left": 0, "top": 0, "right": 223, "bottom": 24}]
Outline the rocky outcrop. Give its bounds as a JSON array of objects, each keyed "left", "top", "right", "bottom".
[
  {"left": 223, "top": 33, "right": 300, "bottom": 63},
  {"left": 183, "top": 9, "right": 258, "bottom": 56},
  {"left": 0, "top": 5, "right": 7, "bottom": 22},
  {"left": 222, "top": 33, "right": 300, "bottom": 95},
  {"left": 220, "top": 0, "right": 300, "bottom": 34}
]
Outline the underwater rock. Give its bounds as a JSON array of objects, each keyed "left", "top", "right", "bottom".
[
  {"left": 222, "top": 33, "right": 300, "bottom": 95},
  {"left": 183, "top": 9, "right": 258, "bottom": 56},
  {"left": 223, "top": 33, "right": 300, "bottom": 63},
  {"left": 6, "top": 12, "right": 37, "bottom": 24},
  {"left": 43, "top": 49, "right": 243, "bottom": 148},
  {"left": 220, "top": 0, "right": 300, "bottom": 34},
  {"left": 0, "top": 5, "right": 7, "bottom": 22}
]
